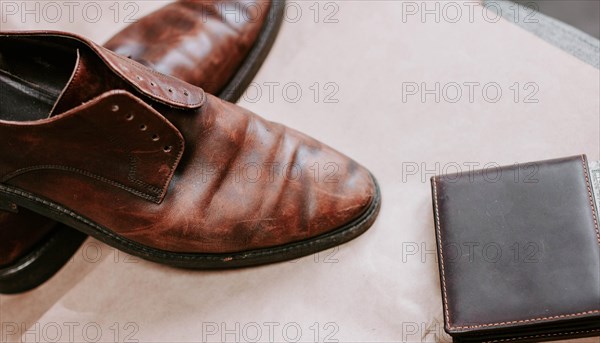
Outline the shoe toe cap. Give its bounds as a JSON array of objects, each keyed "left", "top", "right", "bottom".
[{"left": 306, "top": 156, "right": 378, "bottom": 238}]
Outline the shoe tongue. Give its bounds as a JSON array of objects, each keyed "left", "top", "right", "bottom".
[
  {"left": 50, "top": 40, "right": 206, "bottom": 117},
  {"left": 49, "top": 49, "right": 126, "bottom": 117}
]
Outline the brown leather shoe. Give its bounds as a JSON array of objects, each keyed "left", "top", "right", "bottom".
[
  {"left": 0, "top": 31, "right": 380, "bottom": 269},
  {"left": 104, "top": 0, "right": 284, "bottom": 102},
  {"left": 0, "top": 0, "right": 284, "bottom": 293}
]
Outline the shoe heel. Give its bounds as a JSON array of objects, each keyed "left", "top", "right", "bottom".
[{"left": 0, "top": 197, "right": 18, "bottom": 213}]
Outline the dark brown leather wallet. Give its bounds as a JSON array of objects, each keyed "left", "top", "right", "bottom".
[{"left": 430, "top": 155, "right": 600, "bottom": 343}]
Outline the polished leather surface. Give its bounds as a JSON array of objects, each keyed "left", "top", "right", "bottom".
[
  {"left": 431, "top": 155, "right": 600, "bottom": 341},
  {"left": 104, "top": 0, "right": 270, "bottom": 95},
  {"left": 0, "top": 31, "right": 376, "bottom": 254},
  {"left": 0, "top": 0, "right": 272, "bottom": 267}
]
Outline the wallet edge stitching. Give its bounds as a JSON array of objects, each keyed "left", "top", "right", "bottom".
[{"left": 581, "top": 155, "right": 600, "bottom": 246}]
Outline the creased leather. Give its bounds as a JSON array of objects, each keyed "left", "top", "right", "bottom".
[
  {"left": 0, "top": 0, "right": 271, "bottom": 265},
  {"left": 0, "top": 31, "right": 376, "bottom": 254},
  {"left": 0, "top": 0, "right": 271, "bottom": 266}
]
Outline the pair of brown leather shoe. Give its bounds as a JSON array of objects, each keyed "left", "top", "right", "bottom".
[{"left": 0, "top": 0, "right": 381, "bottom": 294}]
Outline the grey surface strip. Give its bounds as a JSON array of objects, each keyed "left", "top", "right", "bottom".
[{"left": 483, "top": 0, "right": 600, "bottom": 69}]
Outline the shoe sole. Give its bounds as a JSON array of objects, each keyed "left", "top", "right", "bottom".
[
  {"left": 0, "top": 174, "right": 380, "bottom": 269},
  {"left": 0, "top": 0, "right": 286, "bottom": 291}
]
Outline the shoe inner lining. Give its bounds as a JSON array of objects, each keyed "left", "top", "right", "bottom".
[{"left": 0, "top": 37, "right": 77, "bottom": 122}]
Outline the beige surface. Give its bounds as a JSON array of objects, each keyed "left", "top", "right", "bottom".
[{"left": 1, "top": 1, "right": 599, "bottom": 342}]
